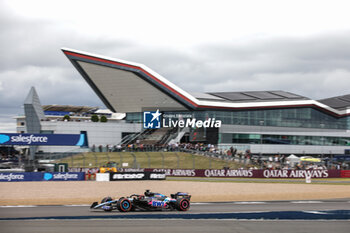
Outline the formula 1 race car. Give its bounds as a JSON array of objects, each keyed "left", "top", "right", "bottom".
[{"left": 90, "top": 190, "right": 191, "bottom": 212}]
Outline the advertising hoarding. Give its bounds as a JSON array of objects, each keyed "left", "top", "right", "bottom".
[
  {"left": 0, "top": 133, "right": 85, "bottom": 146},
  {"left": 0, "top": 172, "right": 85, "bottom": 182}
]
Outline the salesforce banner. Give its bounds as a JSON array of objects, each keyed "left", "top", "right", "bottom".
[
  {"left": 0, "top": 172, "right": 85, "bottom": 182},
  {"left": 0, "top": 133, "right": 85, "bottom": 146}
]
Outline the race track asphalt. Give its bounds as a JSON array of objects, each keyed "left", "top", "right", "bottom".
[{"left": 0, "top": 200, "right": 349, "bottom": 233}]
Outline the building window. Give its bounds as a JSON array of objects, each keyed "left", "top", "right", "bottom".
[
  {"left": 197, "top": 108, "right": 349, "bottom": 130},
  {"left": 40, "top": 130, "right": 54, "bottom": 134},
  {"left": 219, "top": 133, "right": 350, "bottom": 146}
]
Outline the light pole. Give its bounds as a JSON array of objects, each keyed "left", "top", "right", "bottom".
[
  {"left": 259, "top": 120, "right": 264, "bottom": 156},
  {"left": 320, "top": 123, "right": 325, "bottom": 158}
]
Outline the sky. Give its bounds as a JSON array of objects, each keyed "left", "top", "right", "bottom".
[{"left": 1, "top": 0, "right": 350, "bottom": 132}]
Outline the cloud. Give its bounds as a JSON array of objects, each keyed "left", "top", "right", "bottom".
[
  {"left": 0, "top": 1, "right": 139, "bottom": 114},
  {"left": 0, "top": 112, "right": 19, "bottom": 133},
  {"left": 204, "top": 69, "right": 350, "bottom": 99},
  {"left": 149, "top": 34, "right": 350, "bottom": 99}
]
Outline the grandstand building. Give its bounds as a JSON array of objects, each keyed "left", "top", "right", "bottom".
[
  {"left": 16, "top": 87, "right": 141, "bottom": 153},
  {"left": 17, "top": 48, "right": 350, "bottom": 155}
]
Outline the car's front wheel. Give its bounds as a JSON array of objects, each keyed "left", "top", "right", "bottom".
[{"left": 117, "top": 198, "right": 132, "bottom": 212}]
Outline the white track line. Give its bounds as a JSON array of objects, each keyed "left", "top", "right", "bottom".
[
  {"left": 302, "top": 211, "right": 328, "bottom": 215},
  {"left": 234, "top": 202, "right": 267, "bottom": 204},
  {"left": 291, "top": 201, "right": 324, "bottom": 204},
  {"left": 63, "top": 205, "right": 90, "bottom": 207},
  {"left": 0, "top": 205, "right": 37, "bottom": 208}
]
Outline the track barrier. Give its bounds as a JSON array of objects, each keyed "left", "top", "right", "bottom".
[
  {"left": 139, "top": 168, "right": 344, "bottom": 178},
  {"left": 95, "top": 171, "right": 166, "bottom": 181},
  {"left": 0, "top": 172, "right": 85, "bottom": 182},
  {"left": 340, "top": 170, "right": 350, "bottom": 178},
  {"left": 1, "top": 170, "right": 348, "bottom": 181}
]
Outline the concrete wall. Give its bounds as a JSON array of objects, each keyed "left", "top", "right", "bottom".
[{"left": 37, "top": 120, "right": 142, "bottom": 153}]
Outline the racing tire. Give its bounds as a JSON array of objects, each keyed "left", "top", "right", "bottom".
[
  {"left": 175, "top": 198, "right": 190, "bottom": 211},
  {"left": 117, "top": 198, "right": 132, "bottom": 212},
  {"left": 101, "top": 197, "right": 113, "bottom": 212}
]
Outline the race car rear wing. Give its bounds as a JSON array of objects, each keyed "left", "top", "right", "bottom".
[{"left": 171, "top": 192, "right": 191, "bottom": 200}]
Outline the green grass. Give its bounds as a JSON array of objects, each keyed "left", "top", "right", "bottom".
[{"left": 57, "top": 152, "right": 241, "bottom": 169}]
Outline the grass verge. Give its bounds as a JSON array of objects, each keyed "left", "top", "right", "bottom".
[{"left": 57, "top": 152, "right": 242, "bottom": 169}]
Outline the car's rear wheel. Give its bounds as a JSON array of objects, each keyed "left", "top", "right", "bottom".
[
  {"left": 117, "top": 198, "right": 132, "bottom": 212},
  {"left": 176, "top": 198, "right": 190, "bottom": 211}
]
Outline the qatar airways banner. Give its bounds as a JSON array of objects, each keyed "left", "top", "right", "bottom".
[
  {"left": 0, "top": 133, "right": 85, "bottom": 146},
  {"left": 142, "top": 169, "right": 341, "bottom": 178}
]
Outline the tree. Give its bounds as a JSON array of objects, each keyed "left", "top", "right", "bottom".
[
  {"left": 63, "top": 115, "right": 71, "bottom": 121},
  {"left": 91, "top": 114, "right": 99, "bottom": 122},
  {"left": 100, "top": 115, "right": 108, "bottom": 122}
]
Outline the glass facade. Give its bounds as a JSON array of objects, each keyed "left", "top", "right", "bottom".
[
  {"left": 125, "top": 112, "right": 142, "bottom": 123},
  {"left": 126, "top": 107, "right": 350, "bottom": 129},
  {"left": 219, "top": 133, "right": 350, "bottom": 146},
  {"left": 193, "top": 108, "right": 349, "bottom": 130}
]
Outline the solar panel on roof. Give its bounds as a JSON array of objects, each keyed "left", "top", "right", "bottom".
[
  {"left": 209, "top": 91, "right": 310, "bottom": 102},
  {"left": 339, "top": 95, "right": 350, "bottom": 102},
  {"left": 269, "top": 91, "right": 304, "bottom": 99},
  {"left": 190, "top": 92, "right": 225, "bottom": 100},
  {"left": 210, "top": 92, "right": 256, "bottom": 101},
  {"left": 320, "top": 98, "right": 350, "bottom": 109},
  {"left": 243, "top": 92, "right": 282, "bottom": 100}
]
